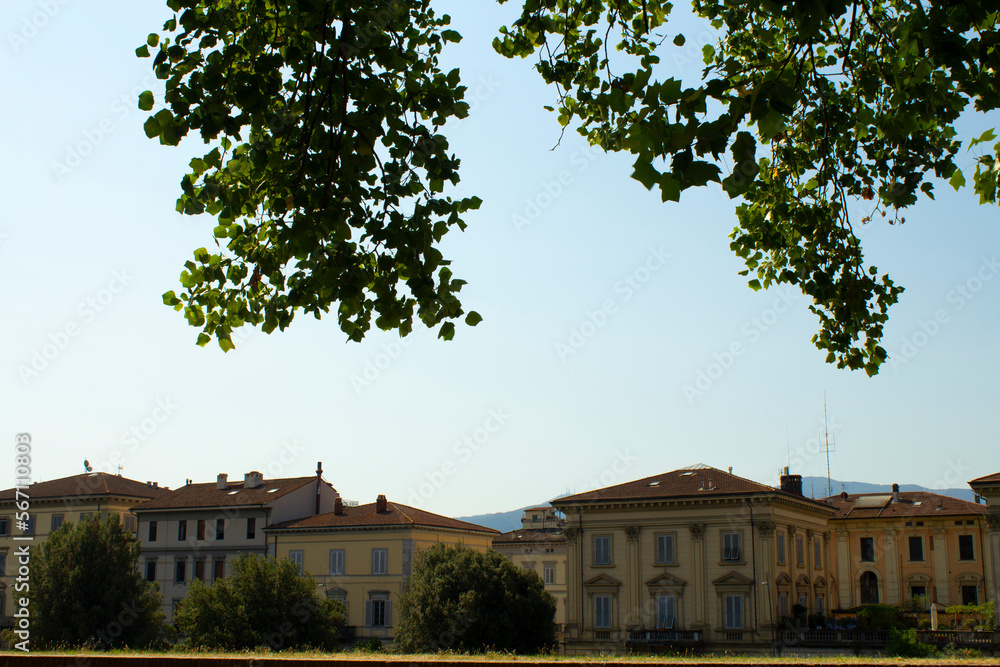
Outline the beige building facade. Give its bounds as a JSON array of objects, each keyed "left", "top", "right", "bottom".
[
  {"left": 0, "top": 472, "right": 167, "bottom": 628},
  {"left": 266, "top": 494, "right": 497, "bottom": 643},
  {"left": 551, "top": 465, "right": 838, "bottom": 654},
  {"left": 493, "top": 506, "right": 568, "bottom": 626}
]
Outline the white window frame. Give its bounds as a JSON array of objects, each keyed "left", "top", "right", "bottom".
[
  {"left": 656, "top": 594, "right": 675, "bottom": 629},
  {"left": 289, "top": 549, "right": 304, "bottom": 574},
  {"left": 796, "top": 536, "right": 805, "bottom": 566},
  {"left": 722, "top": 532, "right": 741, "bottom": 561},
  {"left": 330, "top": 549, "right": 345, "bottom": 575},
  {"left": 366, "top": 592, "right": 391, "bottom": 627},
  {"left": 594, "top": 535, "right": 611, "bottom": 565},
  {"left": 543, "top": 564, "right": 555, "bottom": 584},
  {"left": 814, "top": 537, "right": 822, "bottom": 569},
  {"left": 372, "top": 547, "right": 388, "bottom": 575},
  {"left": 594, "top": 594, "right": 611, "bottom": 629},
  {"left": 724, "top": 594, "right": 743, "bottom": 629},
  {"left": 776, "top": 531, "right": 786, "bottom": 564},
  {"left": 656, "top": 534, "right": 675, "bottom": 565}
]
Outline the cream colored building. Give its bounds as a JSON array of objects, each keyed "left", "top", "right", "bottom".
[
  {"left": 551, "top": 464, "right": 838, "bottom": 654},
  {"left": 0, "top": 472, "right": 167, "bottom": 628},
  {"left": 967, "top": 473, "right": 1000, "bottom": 608},
  {"left": 133, "top": 465, "right": 339, "bottom": 622},
  {"left": 493, "top": 506, "right": 568, "bottom": 626},
  {"left": 825, "top": 484, "right": 990, "bottom": 608},
  {"left": 265, "top": 494, "right": 497, "bottom": 643}
]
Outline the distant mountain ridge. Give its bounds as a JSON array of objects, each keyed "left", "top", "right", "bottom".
[{"left": 456, "top": 476, "right": 979, "bottom": 533}]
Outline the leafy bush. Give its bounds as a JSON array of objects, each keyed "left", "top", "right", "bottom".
[
  {"left": 887, "top": 628, "right": 937, "bottom": 657},
  {"left": 174, "top": 553, "right": 344, "bottom": 650},
  {"left": 353, "top": 636, "right": 384, "bottom": 652},
  {"left": 856, "top": 604, "right": 903, "bottom": 630}
]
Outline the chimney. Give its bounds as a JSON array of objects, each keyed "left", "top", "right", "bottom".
[
  {"left": 217, "top": 473, "right": 228, "bottom": 490},
  {"left": 892, "top": 483, "right": 900, "bottom": 503},
  {"left": 728, "top": 466, "right": 733, "bottom": 474},
  {"left": 316, "top": 462, "right": 323, "bottom": 515},
  {"left": 780, "top": 473, "right": 803, "bottom": 496},
  {"left": 334, "top": 497, "right": 344, "bottom": 515},
  {"left": 244, "top": 471, "right": 264, "bottom": 489},
  {"left": 376, "top": 494, "right": 388, "bottom": 514}
]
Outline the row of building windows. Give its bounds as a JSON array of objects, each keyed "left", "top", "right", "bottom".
[
  {"left": 146, "top": 557, "right": 226, "bottom": 584},
  {"left": 775, "top": 532, "right": 824, "bottom": 569},
  {"left": 286, "top": 548, "right": 391, "bottom": 576},
  {"left": 592, "top": 532, "right": 745, "bottom": 567},
  {"left": 146, "top": 517, "right": 257, "bottom": 543},
  {"left": 858, "top": 534, "right": 976, "bottom": 563},
  {"left": 0, "top": 513, "right": 137, "bottom": 536}
]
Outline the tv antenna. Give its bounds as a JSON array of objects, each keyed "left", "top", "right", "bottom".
[
  {"left": 83, "top": 460, "right": 93, "bottom": 473},
  {"left": 820, "top": 394, "right": 835, "bottom": 498}
]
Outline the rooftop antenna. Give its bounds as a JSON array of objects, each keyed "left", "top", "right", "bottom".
[
  {"left": 820, "top": 393, "right": 835, "bottom": 498},
  {"left": 83, "top": 460, "right": 92, "bottom": 473},
  {"left": 785, "top": 424, "right": 790, "bottom": 469}
]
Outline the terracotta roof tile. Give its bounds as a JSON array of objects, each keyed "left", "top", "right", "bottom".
[
  {"left": 823, "top": 491, "right": 987, "bottom": 519},
  {"left": 266, "top": 500, "right": 498, "bottom": 534},
  {"left": 493, "top": 529, "right": 566, "bottom": 545},
  {"left": 551, "top": 465, "right": 788, "bottom": 504},
  {"left": 133, "top": 476, "right": 317, "bottom": 511},
  {"left": 0, "top": 472, "right": 168, "bottom": 501},
  {"left": 969, "top": 472, "right": 1000, "bottom": 484}
]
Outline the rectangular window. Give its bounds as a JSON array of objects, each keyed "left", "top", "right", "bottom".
[
  {"left": 145, "top": 560, "right": 156, "bottom": 582},
  {"left": 724, "top": 594, "right": 743, "bottom": 629},
  {"left": 197, "top": 519, "right": 206, "bottom": 540},
  {"left": 908, "top": 535, "right": 924, "bottom": 561},
  {"left": 174, "top": 560, "right": 186, "bottom": 583},
  {"left": 372, "top": 548, "right": 388, "bottom": 575},
  {"left": 194, "top": 560, "right": 205, "bottom": 581},
  {"left": 50, "top": 514, "right": 64, "bottom": 532},
  {"left": 911, "top": 585, "right": 926, "bottom": 603},
  {"left": 860, "top": 536, "right": 875, "bottom": 562},
  {"left": 656, "top": 594, "right": 675, "bottom": 629},
  {"left": 330, "top": 549, "right": 345, "bottom": 575},
  {"left": 123, "top": 514, "right": 137, "bottom": 532},
  {"left": 958, "top": 535, "right": 975, "bottom": 561},
  {"left": 215, "top": 518, "right": 225, "bottom": 540},
  {"left": 776, "top": 532, "right": 786, "bottom": 564},
  {"left": 779, "top": 592, "right": 788, "bottom": 618},
  {"left": 961, "top": 585, "right": 978, "bottom": 605},
  {"left": 0, "top": 518, "right": 9, "bottom": 536},
  {"left": 0, "top": 553, "right": 6, "bottom": 576},
  {"left": 594, "top": 536, "right": 611, "bottom": 565},
  {"left": 594, "top": 595, "right": 611, "bottom": 629},
  {"left": 289, "top": 550, "right": 304, "bottom": 574},
  {"left": 213, "top": 559, "right": 224, "bottom": 581},
  {"left": 816, "top": 594, "right": 825, "bottom": 614},
  {"left": 814, "top": 538, "right": 822, "bottom": 569},
  {"left": 796, "top": 536, "right": 805, "bottom": 566},
  {"left": 722, "top": 532, "right": 741, "bottom": 561},
  {"left": 178, "top": 520, "right": 187, "bottom": 541},
  {"left": 246, "top": 517, "right": 256, "bottom": 540},
  {"left": 25, "top": 516, "right": 35, "bottom": 535},
  {"left": 148, "top": 520, "right": 157, "bottom": 542},
  {"left": 798, "top": 593, "right": 808, "bottom": 610},
  {"left": 544, "top": 565, "right": 555, "bottom": 584},
  {"left": 655, "top": 534, "right": 675, "bottom": 565},
  {"left": 366, "top": 594, "right": 391, "bottom": 627}
]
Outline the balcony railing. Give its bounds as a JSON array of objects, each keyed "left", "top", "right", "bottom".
[
  {"left": 779, "top": 629, "right": 998, "bottom": 650},
  {"left": 627, "top": 629, "right": 702, "bottom": 644},
  {"left": 594, "top": 630, "right": 613, "bottom": 641}
]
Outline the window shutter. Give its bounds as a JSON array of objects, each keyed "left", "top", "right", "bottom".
[
  {"left": 364, "top": 600, "right": 373, "bottom": 627},
  {"left": 384, "top": 600, "right": 392, "bottom": 626},
  {"left": 666, "top": 595, "right": 675, "bottom": 629}
]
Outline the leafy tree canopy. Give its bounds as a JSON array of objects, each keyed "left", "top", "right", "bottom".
[
  {"left": 141, "top": 0, "right": 999, "bottom": 374},
  {"left": 173, "top": 552, "right": 345, "bottom": 650},
  {"left": 395, "top": 544, "right": 556, "bottom": 653},
  {"left": 29, "top": 515, "right": 168, "bottom": 649}
]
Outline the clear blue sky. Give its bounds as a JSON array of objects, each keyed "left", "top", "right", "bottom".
[{"left": 2, "top": 0, "right": 997, "bottom": 516}]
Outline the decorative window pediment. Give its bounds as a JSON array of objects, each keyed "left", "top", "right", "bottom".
[
  {"left": 813, "top": 576, "right": 827, "bottom": 589},
  {"left": 955, "top": 572, "right": 983, "bottom": 584},
  {"left": 712, "top": 571, "right": 753, "bottom": 591},
  {"left": 795, "top": 574, "right": 811, "bottom": 587},
  {"left": 645, "top": 571, "right": 687, "bottom": 592},
  {"left": 774, "top": 572, "right": 793, "bottom": 588},
  {"left": 584, "top": 573, "right": 622, "bottom": 589},
  {"left": 904, "top": 573, "right": 931, "bottom": 583}
]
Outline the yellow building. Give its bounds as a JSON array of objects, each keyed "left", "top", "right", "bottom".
[
  {"left": 968, "top": 472, "right": 1000, "bottom": 608},
  {"left": 551, "top": 464, "right": 838, "bottom": 654},
  {"left": 493, "top": 506, "right": 568, "bottom": 626},
  {"left": 825, "top": 484, "right": 990, "bottom": 608},
  {"left": 0, "top": 472, "right": 167, "bottom": 627},
  {"left": 265, "top": 494, "right": 498, "bottom": 642}
]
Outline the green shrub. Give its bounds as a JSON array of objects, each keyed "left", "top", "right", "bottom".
[
  {"left": 856, "top": 604, "right": 902, "bottom": 629},
  {"left": 353, "top": 636, "right": 384, "bottom": 652},
  {"left": 887, "top": 628, "right": 937, "bottom": 657}
]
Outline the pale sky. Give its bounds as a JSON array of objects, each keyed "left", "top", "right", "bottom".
[{"left": 2, "top": 0, "right": 998, "bottom": 517}]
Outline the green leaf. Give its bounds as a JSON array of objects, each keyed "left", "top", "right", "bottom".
[
  {"left": 673, "top": 34, "right": 686, "bottom": 47},
  {"left": 949, "top": 169, "right": 966, "bottom": 191},
  {"left": 631, "top": 158, "right": 660, "bottom": 190},
  {"left": 465, "top": 311, "right": 483, "bottom": 326},
  {"left": 135, "top": 44, "right": 150, "bottom": 58},
  {"left": 138, "top": 90, "right": 154, "bottom": 111},
  {"left": 143, "top": 116, "right": 161, "bottom": 139}
]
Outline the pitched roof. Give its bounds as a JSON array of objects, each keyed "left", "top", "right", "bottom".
[
  {"left": 0, "top": 472, "right": 168, "bottom": 501},
  {"left": 823, "top": 491, "right": 987, "bottom": 519},
  {"left": 133, "top": 476, "right": 317, "bottom": 511},
  {"left": 266, "top": 500, "right": 499, "bottom": 534},
  {"left": 551, "top": 465, "right": 792, "bottom": 504},
  {"left": 493, "top": 529, "right": 566, "bottom": 545},
  {"left": 969, "top": 472, "right": 1000, "bottom": 484}
]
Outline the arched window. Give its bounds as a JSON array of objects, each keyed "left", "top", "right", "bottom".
[{"left": 860, "top": 571, "right": 879, "bottom": 604}]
